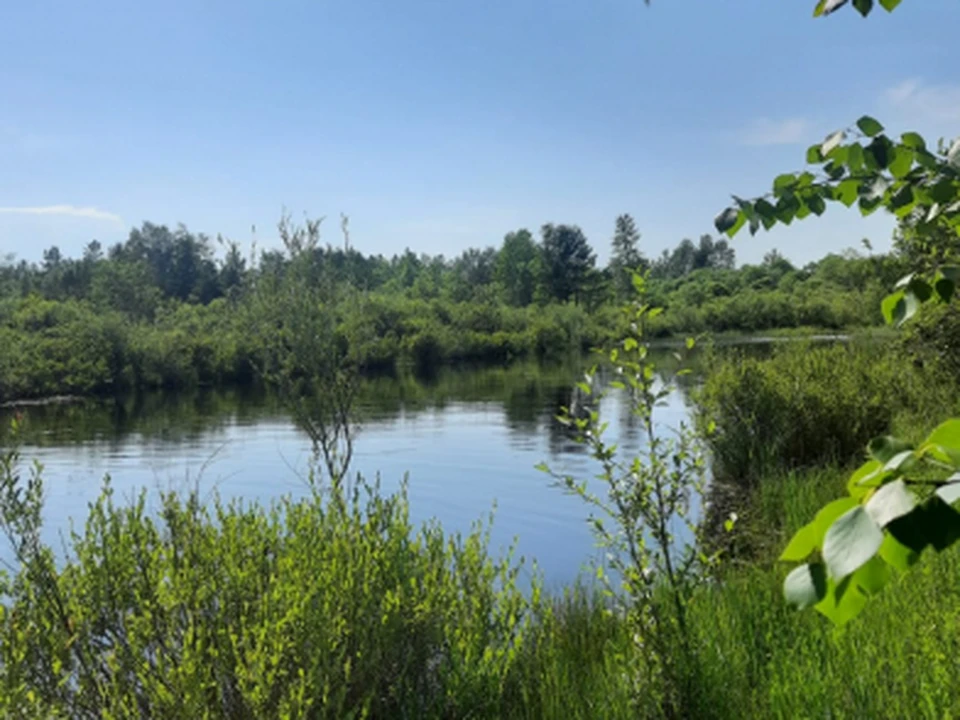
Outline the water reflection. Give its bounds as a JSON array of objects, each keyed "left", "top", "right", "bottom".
[{"left": 1, "top": 356, "right": 698, "bottom": 588}]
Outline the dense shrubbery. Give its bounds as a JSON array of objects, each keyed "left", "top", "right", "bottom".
[{"left": 696, "top": 341, "right": 951, "bottom": 489}]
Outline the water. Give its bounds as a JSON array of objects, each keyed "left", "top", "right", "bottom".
[{"left": 2, "top": 362, "right": 695, "bottom": 588}]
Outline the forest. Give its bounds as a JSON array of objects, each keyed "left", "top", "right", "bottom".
[{"left": 0, "top": 212, "right": 909, "bottom": 402}]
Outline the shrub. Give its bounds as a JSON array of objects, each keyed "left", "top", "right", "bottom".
[
  {"left": 696, "top": 342, "right": 929, "bottom": 488},
  {"left": 0, "top": 446, "right": 534, "bottom": 719}
]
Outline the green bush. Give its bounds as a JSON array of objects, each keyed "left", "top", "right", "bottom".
[
  {"left": 696, "top": 342, "right": 933, "bottom": 488},
  {"left": 0, "top": 452, "right": 534, "bottom": 718}
]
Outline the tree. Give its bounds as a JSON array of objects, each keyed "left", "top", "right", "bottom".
[
  {"left": 540, "top": 224, "right": 596, "bottom": 304},
  {"left": 496, "top": 229, "right": 539, "bottom": 306},
  {"left": 609, "top": 214, "right": 646, "bottom": 300}
]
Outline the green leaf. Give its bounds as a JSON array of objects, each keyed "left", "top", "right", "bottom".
[
  {"left": 835, "top": 179, "right": 859, "bottom": 207},
  {"left": 784, "top": 563, "right": 827, "bottom": 609},
  {"left": 880, "top": 291, "right": 906, "bottom": 326},
  {"left": 715, "top": 207, "right": 742, "bottom": 237},
  {"left": 775, "top": 194, "right": 801, "bottom": 225},
  {"left": 623, "top": 337, "right": 638, "bottom": 351},
  {"left": 889, "top": 185, "right": 915, "bottom": 216},
  {"left": 920, "top": 496, "right": 960, "bottom": 552},
  {"left": 814, "top": 497, "right": 859, "bottom": 545},
  {"left": 878, "top": 530, "right": 920, "bottom": 571},
  {"left": 781, "top": 522, "right": 820, "bottom": 562},
  {"left": 853, "top": 555, "right": 890, "bottom": 595},
  {"left": 806, "top": 144, "right": 824, "bottom": 163},
  {"left": 865, "top": 136, "right": 893, "bottom": 169},
  {"left": 847, "top": 143, "right": 865, "bottom": 172},
  {"left": 906, "top": 277, "right": 933, "bottom": 303},
  {"left": 865, "top": 480, "right": 917, "bottom": 528},
  {"left": 935, "top": 277, "right": 955, "bottom": 303},
  {"left": 822, "top": 506, "right": 883, "bottom": 581},
  {"left": 857, "top": 115, "right": 884, "bottom": 137},
  {"left": 821, "top": 130, "right": 846, "bottom": 157},
  {"left": 901, "top": 132, "right": 926, "bottom": 151},
  {"left": 868, "top": 434, "right": 912, "bottom": 464},
  {"left": 774, "top": 174, "right": 798, "bottom": 193},
  {"left": 935, "top": 475, "right": 960, "bottom": 507},
  {"left": 847, "top": 459, "right": 885, "bottom": 498},
  {"left": 879, "top": 0, "right": 902, "bottom": 10},
  {"left": 889, "top": 147, "right": 914, "bottom": 179},
  {"left": 852, "top": 0, "right": 874, "bottom": 17},
  {"left": 815, "top": 576, "right": 867, "bottom": 626},
  {"left": 925, "top": 419, "right": 960, "bottom": 453},
  {"left": 807, "top": 193, "right": 827, "bottom": 216}
]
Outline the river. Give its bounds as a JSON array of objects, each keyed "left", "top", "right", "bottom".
[{"left": 2, "top": 360, "right": 698, "bottom": 588}]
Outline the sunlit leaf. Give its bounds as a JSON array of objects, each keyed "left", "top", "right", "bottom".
[
  {"left": 822, "top": 506, "right": 883, "bottom": 581},
  {"left": 781, "top": 522, "right": 820, "bottom": 561},
  {"left": 865, "top": 480, "right": 916, "bottom": 528},
  {"left": 784, "top": 563, "right": 827, "bottom": 609}
]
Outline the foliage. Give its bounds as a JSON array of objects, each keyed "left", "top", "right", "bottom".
[
  {"left": 0, "top": 426, "right": 536, "bottom": 718},
  {"left": 696, "top": 341, "right": 941, "bottom": 490},
  {"left": 541, "top": 275, "right": 714, "bottom": 718},
  {"left": 716, "top": 117, "right": 960, "bottom": 327},
  {"left": 608, "top": 214, "right": 646, "bottom": 300},
  {"left": 539, "top": 224, "right": 597, "bottom": 304},
  {"left": 717, "top": 120, "right": 960, "bottom": 622}
]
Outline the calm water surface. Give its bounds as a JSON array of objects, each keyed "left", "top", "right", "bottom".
[{"left": 4, "top": 362, "right": 695, "bottom": 588}]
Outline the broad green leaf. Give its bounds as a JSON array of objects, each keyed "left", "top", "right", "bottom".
[
  {"left": 821, "top": 130, "right": 846, "bottom": 157},
  {"left": 881, "top": 291, "right": 906, "bottom": 325},
  {"left": 888, "top": 147, "right": 913, "bottom": 178},
  {"left": 822, "top": 506, "right": 883, "bottom": 581},
  {"left": 784, "top": 563, "right": 827, "bottom": 609},
  {"left": 890, "top": 185, "right": 915, "bottom": 216},
  {"left": 868, "top": 435, "right": 912, "bottom": 464},
  {"left": 935, "top": 277, "right": 956, "bottom": 303},
  {"left": 847, "top": 143, "right": 865, "bottom": 172},
  {"left": 814, "top": 497, "right": 859, "bottom": 546},
  {"left": 901, "top": 132, "right": 925, "bottom": 151},
  {"left": 856, "top": 115, "right": 884, "bottom": 137},
  {"left": 835, "top": 179, "right": 859, "bottom": 207},
  {"left": 806, "top": 144, "right": 824, "bottom": 163},
  {"left": 920, "top": 496, "right": 960, "bottom": 552},
  {"left": 878, "top": 530, "right": 919, "bottom": 571},
  {"left": 853, "top": 555, "right": 890, "bottom": 595},
  {"left": 623, "top": 337, "right": 638, "bottom": 351},
  {"left": 847, "top": 459, "right": 885, "bottom": 498},
  {"left": 815, "top": 576, "right": 867, "bottom": 625},
  {"left": 941, "top": 265, "right": 960, "bottom": 283},
  {"left": 715, "top": 207, "right": 742, "bottom": 236},
  {"left": 865, "top": 480, "right": 917, "bottom": 528},
  {"left": 935, "top": 475, "right": 960, "bottom": 507},
  {"left": 879, "top": 0, "right": 902, "bottom": 10},
  {"left": 775, "top": 194, "right": 801, "bottom": 224},
  {"left": 807, "top": 193, "right": 827, "bottom": 216},
  {"left": 781, "top": 522, "right": 820, "bottom": 562},
  {"left": 865, "top": 136, "right": 893, "bottom": 169},
  {"left": 774, "top": 174, "right": 798, "bottom": 193},
  {"left": 925, "top": 419, "right": 960, "bottom": 453},
  {"left": 906, "top": 277, "right": 933, "bottom": 303},
  {"left": 882, "top": 449, "right": 916, "bottom": 474}
]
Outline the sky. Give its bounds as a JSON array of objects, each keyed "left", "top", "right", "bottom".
[{"left": 1, "top": 0, "right": 958, "bottom": 267}]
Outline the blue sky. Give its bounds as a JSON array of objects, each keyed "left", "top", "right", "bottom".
[{"left": 1, "top": 0, "right": 958, "bottom": 266}]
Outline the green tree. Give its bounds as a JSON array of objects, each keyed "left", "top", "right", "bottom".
[
  {"left": 540, "top": 223, "right": 596, "bottom": 304},
  {"left": 496, "top": 229, "right": 539, "bottom": 306},
  {"left": 609, "top": 214, "right": 646, "bottom": 300}
]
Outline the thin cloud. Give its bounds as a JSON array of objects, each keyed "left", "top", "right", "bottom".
[
  {"left": 740, "top": 117, "right": 810, "bottom": 146},
  {"left": 884, "top": 78, "right": 960, "bottom": 126},
  {"left": 0, "top": 204, "right": 123, "bottom": 224}
]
